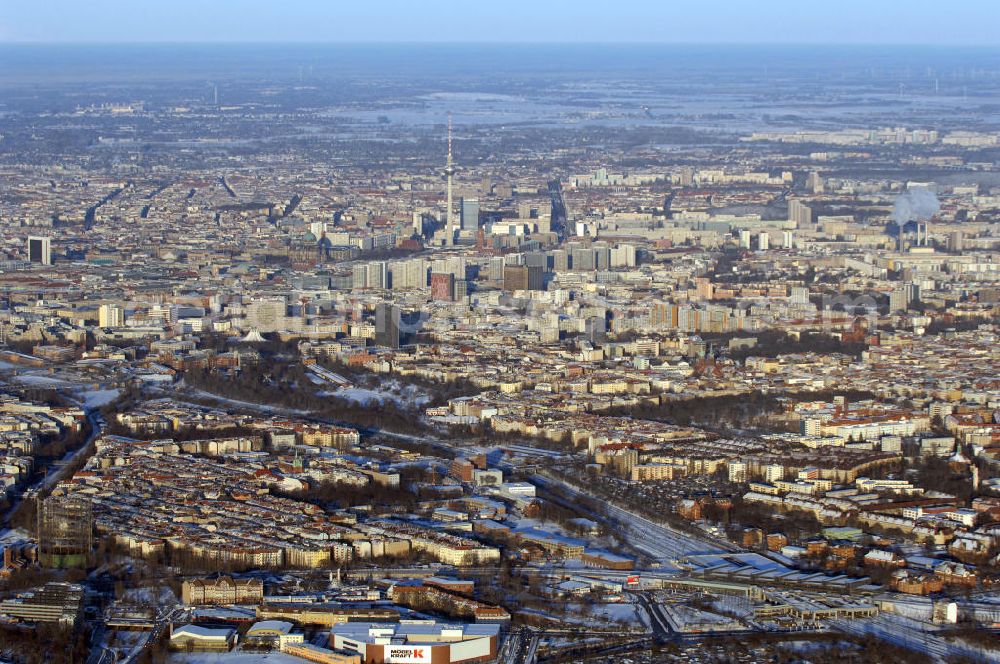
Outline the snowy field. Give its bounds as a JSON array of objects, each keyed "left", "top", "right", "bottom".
[{"left": 169, "top": 654, "right": 305, "bottom": 664}]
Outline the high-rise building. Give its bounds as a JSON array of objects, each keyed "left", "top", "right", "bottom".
[
  {"left": 524, "top": 252, "right": 547, "bottom": 269},
  {"left": 888, "top": 284, "right": 907, "bottom": 310},
  {"left": 350, "top": 262, "right": 387, "bottom": 290},
  {"left": 757, "top": 233, "right": 770, "bottom": 251},
  {"left": 584, "top": 316, "right": 607, "bottom": 343},
  {"left": 430, "top": 272, "right": 455, "bottom": 301},
  {"left": 552, "top": 249, "right": 570, "bottom": 271},
  {"left": 352, "top": 264, "right": 369, "bottom": 290},
  {"left": 27, "top": 236, "right": 52, "bottom": 265},
  {"left": 788, "top": 199, "right": 813, "bottom": 228},
  {"left": 571, "top": 248, "right": 595, "bottom": 271},
  {"left": 739, "top": 230, "right": 752, "bottom": 249},
  {"left": 390, "top": 259, "right": 427, "bottom": 290},
  {"left": 375, "top": 304, "right": 400, "bottom": 349},
  {"left": 99, "top": 303, "right": 125, "bottom": 328},
  {"left": 488, "top": 256, "right": 505, "bottom": 282},
  {"left": 504, "top": 265, "right": 544, "bottom": 292},
  {"left": 610, "top": 244, "right": 637, "bottom": 267},
  {"left": 459, "top": 197, "right": 479, "bottom": 231},
  {"left": 594, "top": 244, "right": 611, "bottom": 270},
  {"left": 808, "top": 171, "right": 825, "bottom": 194},
  {"left": 368, "top": 262, "right": 388, "bottom": 290},
  {"left": 790, "top": 286, "right": 810, "bottom": 306}
]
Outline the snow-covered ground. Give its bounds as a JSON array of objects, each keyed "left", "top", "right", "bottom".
[
  {"left": 168, "top": 654, "right": 306, "bottom": 664},
  {"left": 14, "top": 373, "right": 74, "bottom": 387},
  {"left": 587, "top": 602, "right": 644, "bottom": 624},
  {"left": 184, "top": 388, "right": 311, "bottom": 416},
  {"left": 78, "top": 388, "right": 120, "bottom": 409},
  {"left": 321, "top": 379, "right": 431, "bottom": 409},
  {"left": 123, "top": 584, "right": 177, "bottom": 606}
]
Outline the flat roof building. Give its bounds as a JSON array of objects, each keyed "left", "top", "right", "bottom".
[{"left": 330, "top": 621, "right": 499, "bottom": 664}]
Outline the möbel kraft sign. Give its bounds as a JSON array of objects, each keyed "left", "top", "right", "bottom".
[{"left": 387, "top": 646, "right": 431, "bottom": 663}]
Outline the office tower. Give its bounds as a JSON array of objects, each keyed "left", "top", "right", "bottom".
[
  {"left": 889, "top": 288, "right": 906, "bottom": 312},
  {"left": 571, "top": 248, "right": 595, "bottom": 271},
  {"left": 368, "top": 261, "right": 388, "bottom": 290},
  {"left": 889, "top": 283, "right": 919, "bottom": 312},
  {"left": 758, "top": 233, "right": 770, "bottom": 251},
  {"left": 594, "top": 244, "right": 611, "bottom": 270},
  {"left": 788, "top": 199, "right": 813, "bottom": 228},
  {"left": 552, "top": 249, "right": 570, "bottom": 271},
  {"left": 37, "top": 495, "right": 92, "bottom": 568},
  {"left": 782, "top": 230, "right": 794, "bottom": 249},
  {"left": 390, "top": 259, "right": 427, "bottom": 290},
  {"left": 27, "top": 236, "right": 52, "bottom": 265},
  {"left": 584, "top": 316, "right": 607, "bottom": 343},
  {"left": 375, "top": 304, "right": 400, "bottom": 349},
  {"left": 488, "top": 257, "right": 505, "bottom": 282},
  {"left": 99, "top": 303, "right": 125, "bottom": 328},
  {"left": 808, "top": 171, "right": 825, "bottom": 194},
  {"left": 352, "top": 264, "right": 369, "bottom": 290},
  {"left": 610, "top": 244, "right": 636, "bottom": 267},
  {"left": 739, "top": 230, "right": 752, "bottom": 249},
  {"left": 430, "top": 272, "right": 455, "bottom": 301},
  {"left": 504, "top": 265, "right": 544, "bottom": 292},
  {"left": 459, "top": 197, "right": 479, "bottom": 231},
  {"left": 524, "top": 252, "right": 547, "bottom": 269},
  {"left": 679, "top": 167, "right": 695, "bottom": 186}
]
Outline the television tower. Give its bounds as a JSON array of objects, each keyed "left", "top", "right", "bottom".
[{"left": 444, "top": 113, "right": 455, "bottom": 246}]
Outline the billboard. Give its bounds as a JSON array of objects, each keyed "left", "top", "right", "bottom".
[{"left": 386, "top": 645, "right": 433, "bottom": 663}]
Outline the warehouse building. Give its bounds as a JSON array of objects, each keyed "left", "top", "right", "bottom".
[
  {"left": 330, "top": 621, "right": 499, "bottom": 664},
  {"left": 168, "top": 624, "right": 237, "bottom": 652}
]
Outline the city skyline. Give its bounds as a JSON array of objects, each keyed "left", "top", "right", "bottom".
[{"left": 1, "top": 4, "right": 1000, "bottom": 664}]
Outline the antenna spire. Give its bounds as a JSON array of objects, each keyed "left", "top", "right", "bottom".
[{"left": 444, "top": 113, "right": 456, "bottom": 246}]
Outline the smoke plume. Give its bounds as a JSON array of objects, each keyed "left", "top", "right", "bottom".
[{"left": 892, "top": 188, "right": 940, "bottom": 225}]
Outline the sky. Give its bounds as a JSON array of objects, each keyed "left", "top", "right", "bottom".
[{"left": 0, "top": 0, "right": 998, "bottom": 46}]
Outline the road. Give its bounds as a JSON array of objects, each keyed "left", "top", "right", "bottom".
[
  {"left": 2, "top": 409, "right": 106, "bottom": 529},
  {"left": 635, "top": 592, "right": 677, "bottom": 641},
  {"left": 122, "top": 605, "right": 183, "bottom": 663}
]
